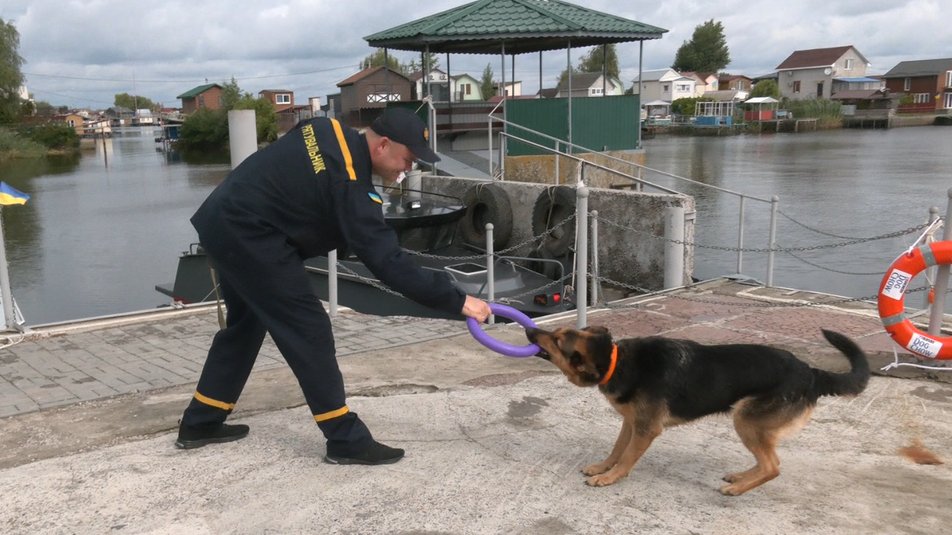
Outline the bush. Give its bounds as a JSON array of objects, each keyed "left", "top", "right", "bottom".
[
  {"left": 178, "top": 108, "right": 230, "bottom": 151},
  {"left": 782, "top": 98, "right": 842, "bottom": 127},
  {"left": 18, "top": 123, "right": 80, "bottom": 150},
  {"left": 671, "top": 96, "right": 713, "bottom": 116},
  {"left": 178, "top": 98, "right": 279, "bottom": 152},
  {"left": 0, "top": 127, "right": 48, "bottom": 159}
]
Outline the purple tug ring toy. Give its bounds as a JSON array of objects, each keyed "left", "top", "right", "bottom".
[{"left": 466, "top": 303, "right": 541, "bottom": 358}]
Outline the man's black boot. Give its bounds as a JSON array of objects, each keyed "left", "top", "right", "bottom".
[
  {"left": 324, "top": 439, "right": 405, "bottom": 465},
  {"left": 175, "top": 421, "right": 249, "bottom": 449}
]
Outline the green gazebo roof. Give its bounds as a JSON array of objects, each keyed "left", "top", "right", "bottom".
[{"left": 364, "top": 0, "right": 667, "bottom": 54}]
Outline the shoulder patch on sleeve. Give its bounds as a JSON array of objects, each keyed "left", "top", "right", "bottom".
[{"left": 367, "top": 191, "right": 383, "bottom": 204}]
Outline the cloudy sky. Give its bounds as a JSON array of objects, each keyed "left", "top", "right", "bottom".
[{"left": 2, "top": 0, "right": 948, "bottom": 109}]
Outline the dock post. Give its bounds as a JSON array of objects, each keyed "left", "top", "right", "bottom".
[
  {"left": 664, "top": 205, "right": 685, "bottom": 289},
  {"left": 591, "top": 210, "right": 599, "bottom": 306},
  {"left": 927, "top": 189, "right": 952, "bottom": 335},
  {"left": 576, "top": 182, "right": 589, "bottom": 328},
  {"left": 227, "top": 110, "right": 257, "bottom": 169},
  {"left": 766, "top": 196, "right": 779, "bottom": 287}
]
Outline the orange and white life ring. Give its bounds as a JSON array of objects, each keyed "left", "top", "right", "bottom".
[{"left": 878, "top": 240, "right": 952, "bottom": 359}]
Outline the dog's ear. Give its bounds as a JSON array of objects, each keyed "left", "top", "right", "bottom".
[{"left": 583, "top": 325, "right": 610, "bottom": 336}]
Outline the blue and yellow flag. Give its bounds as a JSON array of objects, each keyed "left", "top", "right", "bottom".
[{"left": 0, "top": 182, "right": 29, "bottom": 206}]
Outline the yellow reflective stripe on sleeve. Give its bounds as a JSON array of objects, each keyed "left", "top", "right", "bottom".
[
  {"left": 329, "top": 119, "right": 357, "bottom": 180},
  {"left": 314, "top": 405, "right": 350, "bottom": 422},
  {"left": 193, "top": 390, "right": 235, "bottom": 411}
]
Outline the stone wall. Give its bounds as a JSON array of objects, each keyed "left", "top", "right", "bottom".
[
  {"left": 420, "top": 174, "right": 695, "bottom": 293},
  {"left": 501, "top": 150, "right": 647, "bottom": 189}
]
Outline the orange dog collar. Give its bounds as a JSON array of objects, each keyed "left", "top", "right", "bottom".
[{"left": 599, "top": 344, "right": 618, "bottom": 385}]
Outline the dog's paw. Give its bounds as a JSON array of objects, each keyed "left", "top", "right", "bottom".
[
  {"left": 722, "top": 472, "right": 742, "bottom": 483},
  {"left": 719, "top": 482, "right": 746, "bottom": 496},
  {"left": 585, "top": 472, "right": 621, "bottom": 487},
  {"left": 582, "top": 462, "right": 612, "bottom": 476}
]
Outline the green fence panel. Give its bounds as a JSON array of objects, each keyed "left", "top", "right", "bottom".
[{"left": 505, "top": 94, "right": 640, "bottom": 156}]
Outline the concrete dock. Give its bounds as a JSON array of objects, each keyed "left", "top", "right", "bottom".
[{"left": 1, "top": 278, "right": 950, "bottom": 534}]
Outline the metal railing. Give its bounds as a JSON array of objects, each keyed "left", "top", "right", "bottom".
[{"left": 486, "top": 112, "right": 780, "bottom": 285}]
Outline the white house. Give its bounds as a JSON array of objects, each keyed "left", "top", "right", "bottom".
[
  {"left": 775, "top": 45, "right": 870, "bottom": 100},
  {"left": 555, "top": 72, "right": 625, "bottom": 98},
  {"left": 681, "top": 72, "right": 719, "bottom": 96},
  {"left": 450, "top": 73, "right": 483, "bottom": 101},
  {"left": 495, "top": 80, "right": 523, "bottom": 98},
  {"left": 633, "top": 68, "right": 696, "bottom": 102},
  {"left": 410, "top": 68, "right": 452, "bottom": 101}
]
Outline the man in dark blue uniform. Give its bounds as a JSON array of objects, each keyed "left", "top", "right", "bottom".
[{"left": 175, "top": 108, "right": 491, "bottom": 465}]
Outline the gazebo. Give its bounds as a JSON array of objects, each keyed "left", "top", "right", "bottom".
[
  {"left": 363, "top": 0, "right": 667, "bottom": 174},
  {"left": 743, "top": 96, "right": 779, "bottom": 121}
]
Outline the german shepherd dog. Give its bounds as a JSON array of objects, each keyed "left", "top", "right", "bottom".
[{"left": 525, "top": 326, "right": 870, "bottom": 495}]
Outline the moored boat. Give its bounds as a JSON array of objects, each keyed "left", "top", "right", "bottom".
[{"left": 156, "top": 186, "right": 571, "bottom": 319}]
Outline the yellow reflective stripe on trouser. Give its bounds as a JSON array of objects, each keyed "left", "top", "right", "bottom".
[
  {"left": 329, "top": 119, "right": 357, "bottom": 180},
  {"left": 314, "top": 405, "right": 350, "bottom": 422},
  {"left": 193, "top": 390, "right": 235, "bottom": 411}
]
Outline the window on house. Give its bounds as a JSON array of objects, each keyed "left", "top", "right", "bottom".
[
  {"left": 904, "top": 78, "right": 911, "bottom": 91},
  {"left": 465, "top": 84, "right": 471, "bottom": 95},
  {"left": 944, "top": 93, "right": 952, "bottom": 109},
  {"left": 663, "top": 84, "right": 669, "bottom": 92},
  {"left": 793, "top": 81, "right": 801, "bottom": 93},
  {"left": 946, "top": 71, "right": 952, "bottom": 88},
  {"left": 845, "top": 59, "right": 853, "bottom": 70},
  {"left": 913, "top": 93, "right": 931, "bottom": 104},
  {"left": 276, "top": 94, "right": 291, "bottom": 104}
]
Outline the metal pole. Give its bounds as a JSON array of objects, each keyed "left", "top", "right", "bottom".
[
  {"left": 566, "top": 41, "right": 572, "bottom": 152},
  {"left": 637, "top": 41, "right": 644, "bottom": 149},
  {"left": 737, "top": 196, "right": 746, "bottom": 274},
  {"left": 576, "top": 178, "right": 589, "bottom": 328},
  {"left": 664, "top": 205, "right": 685, "bottom": 289},
  {"left": 488, "top": 114, "right": 493, "bottom": 177},
  {"left": 328, "top": 249, "right": 338, "bottom": 318},
  {"left": 925, "top": 206, "right": 940, "bottom": 310},
  {"left": 766, "top": 195, "right": 779, "bottom": 287},
  {"left": 591, "top": 210, "right": 599, "bottom": 306},
  {"left": 928, "top": 189, "right": 952, "bottom": 335},
  {"left": 0, "top": 207, "right": 16, "bottom": 330},
  {"left": 486, "top": 223, "right": 495, "bottom": 325}
]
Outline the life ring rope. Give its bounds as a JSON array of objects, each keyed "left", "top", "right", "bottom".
[{"left": 878, "top": 240, "right": 952, "bottom": 360}]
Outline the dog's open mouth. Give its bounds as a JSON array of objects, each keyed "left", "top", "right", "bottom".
[{"left": 534, "top": 348, "right": 550, "bottom": 359}]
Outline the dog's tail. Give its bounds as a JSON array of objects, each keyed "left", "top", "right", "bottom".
[{"left": 811, "top": 329, "right": 870, "bottom": 397}]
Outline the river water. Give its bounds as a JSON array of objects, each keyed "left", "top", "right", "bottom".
[
  {"left": 1, "top": 125, "right": 951, "bottom": 326},
  {"left": 642, "top": 126, "right": 952, "bottom": 303}
]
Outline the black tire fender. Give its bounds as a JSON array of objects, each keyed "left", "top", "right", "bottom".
[
  {"left": 531, "top": 185, "right": 577, "bottom": 256},
  {"left": 459, "top": 183, "right": 513, "bottom": 249}
]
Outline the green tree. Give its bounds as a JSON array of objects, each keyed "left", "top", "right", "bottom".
[
  {"left": 578, "top": 44, "right": 619, "bottom": 80},
  {"left": 480, "top": 64, "right": 496, "bottom": 100},
  {"left": 234, "top": 93, "right": 277, "bottom": 143},
  {"left": 672, "top": 20, "right": 730, "bottom": 74},
  {"left": 0, "top": 19, "right": 25, "bottom": 124},
  {"left": 220, "top": 77, "right": 243, "bottom": 110},
  {"left": 557, "top": 44, "right": 620, "bottom": 87},
  {"left": 361, "top": 48, "right": 402, "bottom": 72},
  {"left": 114, "top": 92, "right": 157, "bottom": 111},
  {"left": 749, "top": 79, "right": 780, "bottom": 99}
]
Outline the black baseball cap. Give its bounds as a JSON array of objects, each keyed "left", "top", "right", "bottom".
[{"left": 370, "top": 108, "right": 441, "bottom": 163}]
